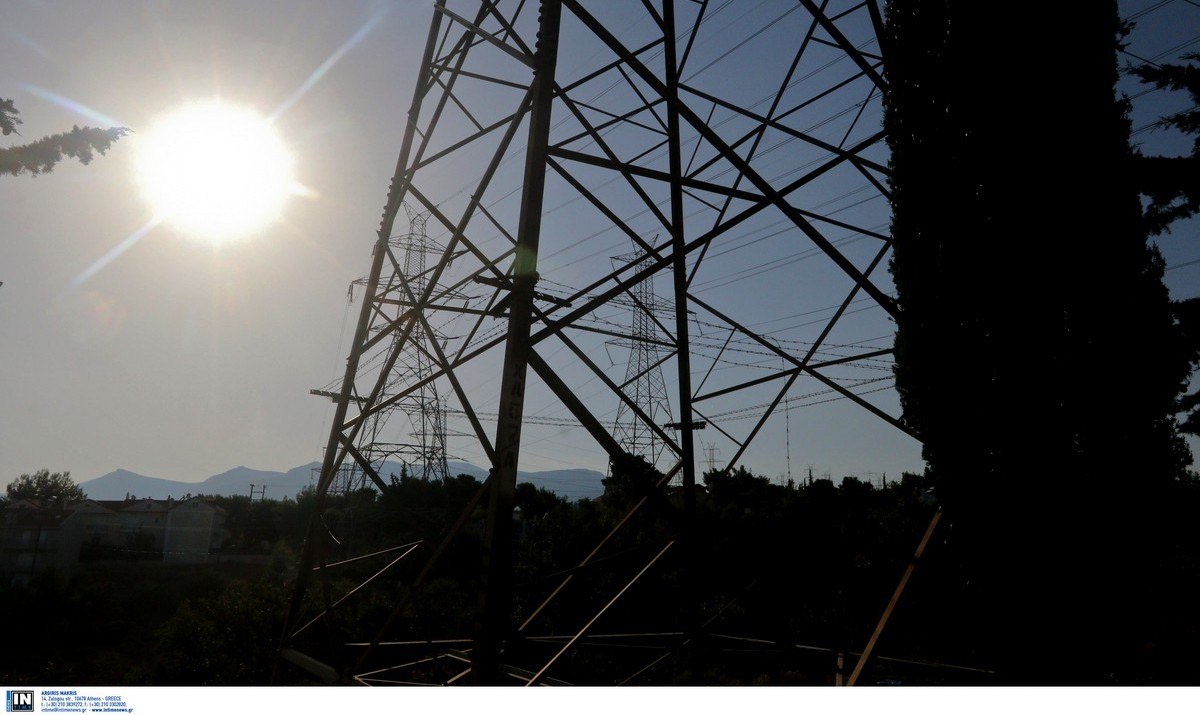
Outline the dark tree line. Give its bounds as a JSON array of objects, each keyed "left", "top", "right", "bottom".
[
  {"left": 0, "top": 467, "right": 954, "bottom": 685},
  {"left": 9, "top": 457, "right": 1200, "bottom": 684}
]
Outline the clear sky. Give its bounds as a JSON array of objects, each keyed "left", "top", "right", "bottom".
[{"left": 1, "top": 0, "right": 1197, "bottom": 489}]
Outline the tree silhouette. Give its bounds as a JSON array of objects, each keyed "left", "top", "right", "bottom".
[
  {"left": 1130, "top": 53, "right": 1200, "bottom": 435},
  {"left": 5, "top": 469, "right": 86, "bottom": 506},
  {"left": 0, "top": 98, "right": 127, "bottom": 177},
  {"left": 885, "top": 0, "right": 1191, "bottom": 682},
  {"left": 1130, "top": 53, "right": 1200, "bottom": 234}
]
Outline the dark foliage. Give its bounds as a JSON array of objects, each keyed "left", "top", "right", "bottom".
[
  {"left": 1130, "top": 53, "right": 1200, "bottom": 434},
  {"left": 1131, "top": 52, "right": 1200, "bottom": 235},
  {"left": 5, "top": 469, "right": 86, "bottom": 506},
  {"left": 0, "top": 563, "right": 254, "bottom": 684},
  {"left": 146, "top": 578, "right": 290, "bottom": 685},
  {"left": 1, "top": 98, "right": 20, "bottom": 136},
  {"left": 1175, "top": 297, "right": 1200, "bottom": 435},
  {"left": 885, "top": 0, "right": 1192, "bottom": 682},
  {"left": 7, "top": 463, "right": 1200, "bottom": 684},
  {"left": 0, "top": 98, "right": 128, "bottom": 177}
]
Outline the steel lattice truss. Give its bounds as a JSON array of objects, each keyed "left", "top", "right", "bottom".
[
  {"left": 610, "top": 243, "right": 674, "bottom": 468},
  {"left": 277, "top": 0, "right": 916, "bottom": 686}
]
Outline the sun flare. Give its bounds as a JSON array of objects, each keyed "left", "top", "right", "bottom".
[{"left": 135, "top": 101, "right": 296, "bottom": 242}]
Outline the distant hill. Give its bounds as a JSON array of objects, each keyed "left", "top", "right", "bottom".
[
  {"left": 75, "top": 469, "right": 210, "bottom": 501},
  {"left": 78, "top": 464, "right": 317, "bottom": 501},
  {"left": 78, "top": 460, "right": 605, "bottom": 501}
]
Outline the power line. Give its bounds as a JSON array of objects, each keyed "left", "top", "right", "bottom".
[{"left": 1126, "top": 0, "right": 1178, "bottom": 22}]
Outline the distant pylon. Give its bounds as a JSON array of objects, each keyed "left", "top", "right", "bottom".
[
  {"left": 611, "top": 241, "right": 673, "bottom": 468},
  {"left": 702, "top": 443, "right": 721, "bottom": 473},
  {"left": 368, "top": 204, "right": 451, "bottom": 482},
  {"left": 323, "top": 462, "right": 367, "bottom": 496},
  {"left": 314, "top": 203, "right": 451, "bottom": 490}
]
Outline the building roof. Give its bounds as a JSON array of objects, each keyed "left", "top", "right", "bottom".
[
  {"left": 120, "top": 499, "right": 169, "bottom": 512},
  {"left": 5, "top": 506, "right": 71, "bottom": 528},
  {"left": 6, "top": 496, "right": 225, "bottom": 519}
]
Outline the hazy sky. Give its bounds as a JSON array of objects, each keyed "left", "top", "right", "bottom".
[{"left": 1, "top": 0, "right": 1197, "bottom": 489}]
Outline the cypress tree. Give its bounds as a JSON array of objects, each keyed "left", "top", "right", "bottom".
[{"left": 886, "top": 0, "right": 1190, "bottom": 682}]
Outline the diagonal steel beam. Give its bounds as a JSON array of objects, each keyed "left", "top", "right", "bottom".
[
  {"left": 693, "top": 347, "right": 894, "bottom": 403},
  {"left": 846, "top": 509, "right": 943, "bottom": 686},
  {"left": 291, "top": 541, "right": 421, "bottom": 639},
  {"left": 527, "top": 349, "right": 624, "bottom": 459},
  {"left": 562, "top": 0, "right": 898, "bottom": 319},
  {"left": 526, "top": 540, "right": 677, "bottom": 686},
  {"left": 549, "top": 146, "right": 763, "bottom": 201},
  {"left": 519, "top": 462, "right": 680, "bottom": 632},
  {"left": 351, "top": 474, "right": 494, "bottom": 675},
  {"left": 679, "top": 85, "right": 890, "bottom": 178},
  {"left": 796, "top": 0, "right": 886, "bottom": 93},
  {"left": 337, "top": 434, "right": 391, "bottom": 492},
  {"left": 436, "top": 4, "right": 534, "bottom": 68}
]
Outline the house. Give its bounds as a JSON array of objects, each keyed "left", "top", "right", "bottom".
[
  {"left": 0, "top": 499, "right": 72, "bottom": 586},
  {"left": 0, "top": 495, "right": 230, "bottom": 585},
  {"left": 60, "top": 499, "right": 122, "bottom": 562},
  {"left": 118, "top": 498, "right": 170, "bottom": 552},
  {"left": 163, "top": 497, "right": 228, "bottom": 564}
]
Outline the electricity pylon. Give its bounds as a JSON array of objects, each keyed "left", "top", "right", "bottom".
[
  {"left": 278, "top": 0, "right": 909, "bottom": 686},
  {"left": 310, "top": 204, "right": 453, "bottom": 490},
  {"left": 611, "top": 242, "right": 673, "bottom": 468}
]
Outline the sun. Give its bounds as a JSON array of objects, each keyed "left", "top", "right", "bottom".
[{"left": 135, "top": 101, "right": 296, "bottom": 242}]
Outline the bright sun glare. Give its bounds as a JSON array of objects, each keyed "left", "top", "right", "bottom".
[{"left": 136, "top": 101, "right": 296, "bottom": 242}]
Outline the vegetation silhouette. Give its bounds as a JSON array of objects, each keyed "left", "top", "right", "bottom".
[
  {"left": 0, "top": 466, "right": 957, "bottom": 685},
  {"left": 5, "top": 457, "right": 1200, "bottom": 684},
  {"left": 4, "top": 469, "right": 86, "bottom": 507},
  {"left": 0, "top": 98, "right": 127, "bottom": 177},
  {"left": 1130, "top": 52, "right": 1200, "bottom": 236},
  {"left": 1131, "top": 52, "right": 1200, "bottom": 435},
  {"left": 886, "top": 0, "right": 1195, "bottom": 683}
]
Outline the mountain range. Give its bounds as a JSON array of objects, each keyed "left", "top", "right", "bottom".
[{"left": 77, "top": 460, "right": 605, "bottom": 501}]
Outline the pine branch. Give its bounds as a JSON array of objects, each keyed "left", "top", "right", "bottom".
[
  {"left": 0, "top": 124, "right": 129, "bottom": 177},
  {"left": 1131, "top": 53, "right": 1200, "bottom": 232},
  {"left": 0, "top": 97, "right": 21, "bottom": 136}
]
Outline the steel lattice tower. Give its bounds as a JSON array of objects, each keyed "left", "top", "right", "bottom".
[
  {"left": 277, "top": 0, "right": 912, "bottom": 686},
  {"left": 610, "top": 243, "right": 673, "bottom": 468},
  {"left": 368, "top": 204, "right": 451, "bottom": 483},
  {"left": 312, "top": 204, "right": 452, "bottom": 489}
]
